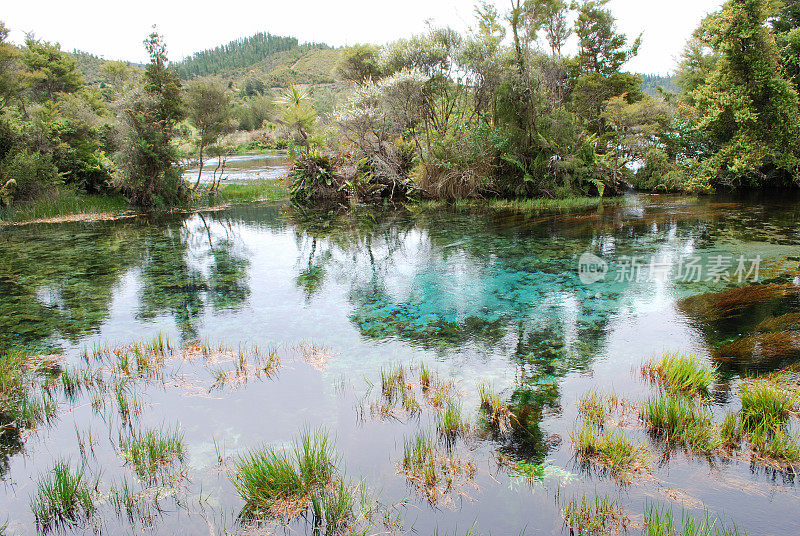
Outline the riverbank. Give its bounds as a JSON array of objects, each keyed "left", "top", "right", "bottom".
[
  {"left": 1, "top": 182, "right": 630, "bottom": 226},
  {"left": 0, "top": 180, "right": 291, "bottom": 225}
]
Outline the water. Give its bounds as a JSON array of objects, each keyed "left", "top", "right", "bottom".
[
  {"left": 182, "top": 151, "right": 289, "bottom": 184},
  {"left": 0, "top": 194, "right": 799, "bottom": 535}
]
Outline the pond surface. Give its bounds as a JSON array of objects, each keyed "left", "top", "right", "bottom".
[
  {"left": 182, "top": 151, "right": 289, "bottom": 184},
  {"left": 1, "top": 194, "right": 799, "bottom": 535}
]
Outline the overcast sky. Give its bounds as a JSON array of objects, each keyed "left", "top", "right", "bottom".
[{"left": 3, "top": 0, "right": 724, "bottom": 74}]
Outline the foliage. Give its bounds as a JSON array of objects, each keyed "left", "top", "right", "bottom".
[
  {"left": 174, "top": 32, "right": 300, "bottom": 79},
  {"left": 114, "top": 30, "right": 186, "bottom": 207},
  {"left": 184, "top": 79, "right": 233, "bottom": 190},
  {"left": 685, "top": 0, "right": 800, "bottom": 190}
]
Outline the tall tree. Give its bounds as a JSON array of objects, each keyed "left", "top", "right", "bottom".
[
  {"left": 115, "top": 30, "right": 185, "bottom": 206},
  {"left": 21, "top": 37, "right": 83, "bottom": 102},
  {"left": 574, "top": 0, "right": 641, "bottom": 76}
]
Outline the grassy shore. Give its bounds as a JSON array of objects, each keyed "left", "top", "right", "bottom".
[
  {"left": 0, "top": 181, "right": 291, "bottom": 225},
  {"left": 0, "top": 189, "right": 132, "bottom": 224},
  {"left": 411, "top": 195, "right": 628, "bottom": 214}
]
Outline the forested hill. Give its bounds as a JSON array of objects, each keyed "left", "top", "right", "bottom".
[
  {"left": 174, "top": 32, "right": 327, "bottom": 79},
  {"left": 640, "top": 74, "right": 678, "bottom": 96}
]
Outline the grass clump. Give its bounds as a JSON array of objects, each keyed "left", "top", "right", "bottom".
[
  {"left": 577, "top": 390, "right": 616, "bottom": 425},
  {"left": 119, "top": 427, "right": 184, "bottom": 483},
  {"left": 30, "top": 460, "right": 97, "bottom": 530},
  {"left": 640, "top": 394, "right": 720, "bottom": 453},
  {"left": 0, "top": 349, "right": 59, "bottom": 433},
  {"left": 644, "top": 504, "right": 745, "bottom": 536},
  {"left": 572, "top": 422, "right": 650, "bottom": 480},
  {"left": 477, "top": 380, "right": 512, "bottom": 433},
  {"left": 233, "top": 429, "right": 335, "bottom": 512},
  {"left": 643, "top": 352, "right": 717, "bottom": 396},
  {"left": 720, "top": 412, "right": 742, "bottom": 448},
  {"left": 739, "top": 380, "right": 794, "bottom": 435},
  {"left": 563, "top": 493, "right": 629, "bottom": 535},
  {"left": 436, "top": 401, "right": 468, "bottom": 442}
]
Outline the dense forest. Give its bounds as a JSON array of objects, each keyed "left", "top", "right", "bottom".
[
  {"left": 174, "top": 33, "right": 302, "bottom": 78},
  {"left": 1, "top": 0, "right": 800, "bottom": 214}
]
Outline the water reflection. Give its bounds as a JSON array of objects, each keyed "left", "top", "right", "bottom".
[
  {"left": 1, "top": 195, "right": 800, "bottom": 534},
  {"left": 182, "top": 151, "right": 289, "bottom": 184}
]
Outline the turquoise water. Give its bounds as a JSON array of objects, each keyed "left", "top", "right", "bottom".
[{"left": 1, "top": 194, "right": 799, "bottom": 535}]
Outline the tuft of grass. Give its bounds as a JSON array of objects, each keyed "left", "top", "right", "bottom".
[
  {"left": 577, "top": 390, "right": 616, "bottom": 425},
  {"left": 640, "top": 394, "right": 720, "bottom": 453},
  {"left": 0, "top": 349, "right": 59, "bottom": 432},
  {"left": 119, "top": 427, "right": 184, "bottom": 483},
  {"left": 563, "top": 493, "right": 629, "bottom": 535},
  {"left": 739, "top": 380, "right": 794, "bottom": 435},
  {"left": 403, "top": 431, "right": 435, "bottom": 471},
  {"left": 720, "top": 412, "right": 742, "bottom": 448},
  {"left": 233, "top": 429, "right": 335, "bottom": 511},
  {"left": 419, "top": 363, "right": 432, "bottom": 392},
  {"left": 380, "top": 364, "right": 406, "bottom": 403},
  {"left": 572, "top": 421, "right": 650, "bottom": 480},
  {"left": 436, "top": 401, "right": 468, "bottom": 442},
  {"left": 643, "top": 352, "right": 717, "bottom": 396},
  {"left": 30, "top": 460, "right": 97, "bottom": 529},
  {"left": 477, "top": 380, "right": 512, "bottom": 433},
  {"left": 644, "top": 503, "right": 745, "bottom": 536}
]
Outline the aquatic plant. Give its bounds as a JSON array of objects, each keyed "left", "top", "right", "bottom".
[
  {"left": 30, "top": 460, "right": 96, "bottom": 529},
  {"left": 572, "top": 421, "right": 650, "bottom": 480},
  {"left": 640, "top": 394, "right": 720, "bottom": 453},
  {"left": 380, "top": 363, "right": 406, "bottom": 403},
  {"left": 436, "top": 401, "right": 468, "bottom": 442},
  {"left": 720, "top": 412, "right": 742, "bottom": 448},
  {"left": 643, "top": 352, "right": 717, "bottom": 396},
  {"left": 644, "top": 503, "right": 745, "bottom": 536},
  {"left": 563, "top": 493, "right": 628, "bottom": 535},
  {"left": 419, "top": 362, "right": 432, "bottom": 391},
  {"left": 233, "top": 429, "right": 335, "bottom": 511},
  {"left": 577, "top": 390, "right": 616, "bottom": 425},
  {"left": 118, "top": 426, "right": 184, "bottom": 483},
  {"left": 0, "top": 349, "right": 59, "bottom": 432},
  {"left": 108, "top": 479, "right": 154, "bottom": 525},
  {"left": 477, "top": 380, "right": 512, "bottom": 433},
  {"left": 739, "top": 380, "right": 794, "bottom": 435},
  {"left": 403, "top": 431, "right": 435, "bottom": 471}
]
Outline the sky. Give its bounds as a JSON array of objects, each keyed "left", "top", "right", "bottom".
[{"left": 3, "top": 0, "right": 724, "bottom": 74}]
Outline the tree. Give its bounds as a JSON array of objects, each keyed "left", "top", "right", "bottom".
[
  {"left": 114, "top": 30, "right": 185, "bottom": 206},
  {"left": 185, "top": 79, "right": 232, "bottom": 190},
  {"left": 689, "top": 0, "right": 800, "bottom": 189},
  {"left": 21, "top": 37, "right": 83, "bottom": 102},
  {"left": 574, "top": 0, "right": 641, "bottom": 76},
  {"left": 337, "top": 44, "right": 384, "bottom": 84},
  {"left": 0, "top": 22, "right": 22, "bottom": 108},
  {"left": 278, "top": 84, "right": 316, "bottom": 153}
]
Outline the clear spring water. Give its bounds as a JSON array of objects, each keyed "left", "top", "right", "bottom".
[{"left": 0, "top": 194, "right": 799, "bottom": 535}]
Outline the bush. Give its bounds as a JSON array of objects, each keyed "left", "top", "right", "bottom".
[
  {"left": 0, "top": 149, "right": 61, "bottom": 203},
  {"left": 288, "top": 151, "right": 346, "bottom": 202}
]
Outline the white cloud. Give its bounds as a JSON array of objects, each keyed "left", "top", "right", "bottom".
[{"left": 3, "top": 0, "right": 724, "bottom": 73}]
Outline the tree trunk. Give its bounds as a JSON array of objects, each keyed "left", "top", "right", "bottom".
[{"left": 193, "top": 141, "right": 205, "bottom": 191}]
